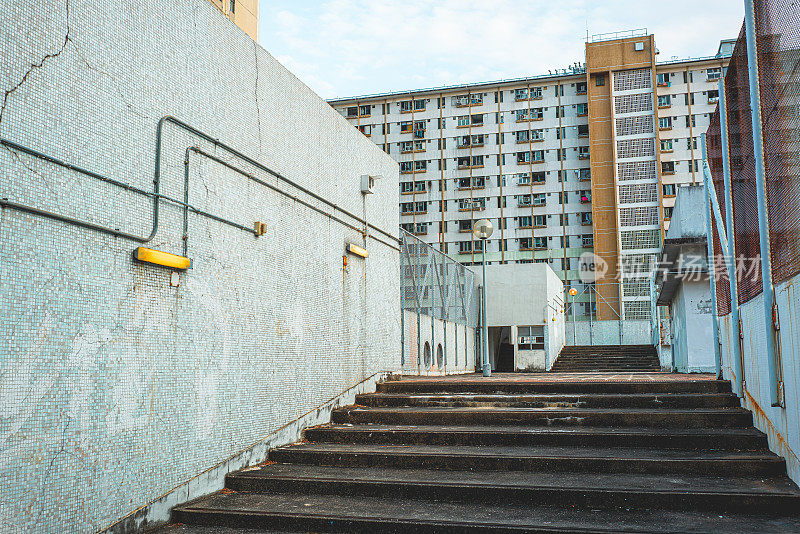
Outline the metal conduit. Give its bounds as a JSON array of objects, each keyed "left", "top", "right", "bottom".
[{"left": 0, "top": 115, "right": 400, "bottom": 253}]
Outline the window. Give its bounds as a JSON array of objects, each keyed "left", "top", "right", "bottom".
[
  {"left": 532, "top": 193, "right": 546, "bottom": 206},
  {"left": 519, "top": 237, "right": 533, "bottom": 250},
  {"left": 558, "top": 191, "right": 569, "bottom": 204},
  {"left": 518, "top": 215, "right": 532, "bottom": 228},
  {"left": 656, "top": 73, "right": 670, "bottom": 87},
  {"left": 683, "top": 70, "right": 694, "bottom": 83},
  {"left": 576, "top": 103, "right": 588, "bottom": 116},
  {"left": 534, "top": 236, "right": 548, "bottom": 250},
  {"left": 657, "top": 95, "right": 671, "bottom": 107},
  {"left": 457, "top": 115, "right": 470, "bottom": 127},
  {"left": 358, "top": 124, "right": 371, "bottom": 136},
  {"left": 595, "top": 74, "right": 605, "bottom": 86},
  {"left": 582, "top": 234, "right": 594, "bottom": 247},
  {"left": 660, "top": 139, "right": 673, "bottom": 152},
  {"left": 414, "top": 180, "right": 426, "bottom": 192},
  {"left": 578, "top": 124, "right": 589, "bottom": 137},
  {"left": 515, "top": 88, "right": 528, "bottom": 101},
  {"left": 517, "top": 325, "right": 545, "bottom": 350},
  {"left": 400, "top": 161, "right": 412, "bottom": 173},
  {"left": 533, "top": 214, "right": 547, "bottom": 228},
  {"left": 707, "top": 67, "right": 721, "bottom": 81},
  {"left": 359, "top": 105, "right": 370, "bottom": 117},
  {"left": 400, "top": 121, "right": 413, "bottom": 133},
  {"left": 555, "top": 127, "right": 566, "bottom": 140},
  {"left": 578, "top": 168, "right": 591, "bottom": 181},
  {"left": 658, "top": 116, "right": 672, "bottom": 130},
  {"left": 576, "top": 82, "right": 587, "bottom": 95},
  {"left": 459, "top": 220, "right": 473, "bottom": 232},
  {"left": 663, "top": 183, "right": 677, "bottom": 196},
  {"left": 531, "top": 87, "right": 543, "bottom": 99},
  {"left": 414, "top": 160, "right": 427, "bottom": 171},
  {"left": 581, "top": 212, "right": 592, "bottom": 225},
  {"left": 346, "top": 106, "right": 358, "bottom": 118},
  {"left": 579, "top": 191, "right": 591, "bottom": 203},
  {"left": 515, "top": 130, "right": 529, "bottom": 143},
  {"left": 664, "top": 207, "right": 674, "bottom": 220},
  {"left": 685, "top": 93, "right": 695, "bottom": 105},
  {"left": 578, "top": 147, "right": 589, "bottom": 159},
  {"left": 414, "top": 99, "right": 426, "bottom": 110},
  {"left": 518, "top": 194, "right": 532, "bottom": 207},
  {"left": 230, "top": 0, "right": 235, "bottom": 13},
  {"left": 400, "top": 182, "right": 413, "bottom": 194},
  {"left": 556, "top": 148, "right": 567, "bottom": 161},
  {"left": 531, "top": 108, "right": 543, "bottom": 120},
  {"left": 686, "top": 115, "right": 696, "bottom": 127},
  {"left": 400, "top": 100, "right": 413, "bottom": 112},
  {"left": 555, "top": 106, "right": 565, "bottom": 118},
  {"left": 687, "top": 137, "right": 697, "bottom": 150},
  {"left": 707, "top": 89, "right": 719, "bottom": 103},
  {"left": 661, "top": 161, "right": 675, "bottom": 174},
  {"left": 532, "top": 171, "right": 545, "bottom": 184}
]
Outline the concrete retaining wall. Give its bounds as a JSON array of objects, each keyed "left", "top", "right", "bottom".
[
  {"left": 719, "top": 273, "right": 800, "bottom": 486},
  {"left": 0, "top": 0, "right": 400, "bottom": 531}
]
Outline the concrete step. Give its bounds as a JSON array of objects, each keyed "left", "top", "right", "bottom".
[
  {"left": 332, "top": 406, "right": 753, "bottom": 428},
  {"left": 550, "top": 368, "right": 662, "bottom": 372},
  {"left": 376, "top": 379, "right": 730, "bottom": 395},
  {"left": 355, "top": 392, "right": 741, "bottom": 408},
  {"left": 171, "top": 491, "right": 800, "bottom": 533},
  {"left": 269, "top": 443, "right": 786, "bottom": 476},
  {"left": 305, "top": 424, "right": 767, "bottom": 450},
  {"left": 226, "top": 464, "right": 800, "bottom": 514}
]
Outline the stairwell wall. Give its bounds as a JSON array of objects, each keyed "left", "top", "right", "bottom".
[
  {"left": 719, "top": 275, "right": 800, "bottom": 485},
  {"left": 0, "top": 0, "right": 400, "bottom": 532}
]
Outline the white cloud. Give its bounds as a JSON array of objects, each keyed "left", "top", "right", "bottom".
[{"left": 258, "top": 0, "right": 744, "bottom": 99}]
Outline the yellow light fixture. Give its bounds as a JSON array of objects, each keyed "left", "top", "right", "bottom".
[
  {"left": 134, "top": 247, "right": 192, "bottom": 270},
  {"left": 346, "top": 243, "right": 369, "bottom": 258}
]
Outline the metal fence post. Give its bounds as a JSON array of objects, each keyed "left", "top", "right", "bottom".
[
  {"left": 718, "top": 79, "right": 745, "bottom": 398},
  {"left": 400, "top": 236, "right": 405, "bottom": 368},
  {"left": 744, "top": 0, "right": 781, "bottom": 406},
  {"left": 702, "top": 134, "right": 723, "bottom": 379}
]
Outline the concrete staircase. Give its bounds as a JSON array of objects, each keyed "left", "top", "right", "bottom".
[
  {"left": 160, "top": 375, "right": 800, "bottom": 533},
  {"left": 552, "top": 344, "right": 661, "bottom": 372}
]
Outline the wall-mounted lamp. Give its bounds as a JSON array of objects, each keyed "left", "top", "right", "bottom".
[
  {"left": 346, "top": 242, "right": 369, "bottom": 258},
  {"left": 134, "top": 247, "right": 192, "bottom": 270}
]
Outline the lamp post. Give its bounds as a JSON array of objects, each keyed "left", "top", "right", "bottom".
[
  {"left": 473, "top": 218, "right": 494, "bottom": 377},
  {"left": 569, "top": 287, "right": 578, "bottom": 345}
]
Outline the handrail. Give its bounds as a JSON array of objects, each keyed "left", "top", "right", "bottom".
[{"left": 1, "top": 116, "right": 400, "bottom": 254}]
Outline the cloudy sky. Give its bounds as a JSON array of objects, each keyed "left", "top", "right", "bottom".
[{"left": 257, "top": 1, "right": 743, "bottom": 100}]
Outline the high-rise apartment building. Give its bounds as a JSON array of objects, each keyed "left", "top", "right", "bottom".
[
  {"left": 206, "top": 0, "right": 257, "bottom": 41},
  {"left": 329, "top": 31, "right": 732, "bottom": 319}
]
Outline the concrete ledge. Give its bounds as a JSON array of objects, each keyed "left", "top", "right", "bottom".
[{"left": 102, "top": 371, "right": 392, "bottom": 534}]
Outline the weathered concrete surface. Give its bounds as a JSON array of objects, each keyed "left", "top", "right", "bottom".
[
  {"left": 0, "top": 0, "right": 400, "bottom": 532},
  {"left": 160, "top": 374, "right": 800, "bottom": 533}
]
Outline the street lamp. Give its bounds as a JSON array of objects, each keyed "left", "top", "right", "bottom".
[
  {"left": 473, "top": 218, "right": 493, "bottom": 377},
  {"left": 569, "top": 287, "right": 578, "bottom": 345}
]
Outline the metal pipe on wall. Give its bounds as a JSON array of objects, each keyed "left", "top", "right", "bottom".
[
  {"left": 701, "top": 134, "right": 723, "bottom": 379},
  {"left": 743, "top": 0, "right": 782, "bottom": 407},
  {"left": 718, "top": 79, "right": 745, "bottom": 398}
]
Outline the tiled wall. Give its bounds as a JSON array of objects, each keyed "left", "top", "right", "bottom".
[{"left": 0, "top": 0, "right": 400, "bottom": 531}]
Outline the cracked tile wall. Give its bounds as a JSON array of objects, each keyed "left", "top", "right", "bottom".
[{"left": 0, "top": 0, "right": 401, "bottom": 531}]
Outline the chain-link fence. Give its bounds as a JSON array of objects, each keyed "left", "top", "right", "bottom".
[
  {"left": 708, "top": 2, "right": 800, "bottom": 310},
  {"left": 400, "top": 229, "right": 480, "bottom": 373}
]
